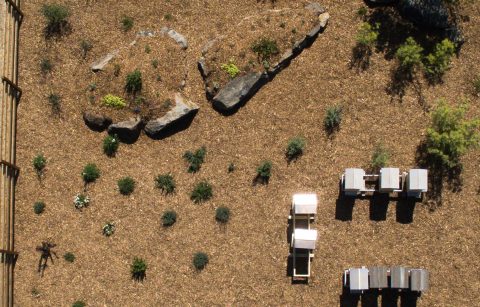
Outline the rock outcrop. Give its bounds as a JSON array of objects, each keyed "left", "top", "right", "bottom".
[{"left": 91, "top": 50, "right": 119, "bottom": 72}]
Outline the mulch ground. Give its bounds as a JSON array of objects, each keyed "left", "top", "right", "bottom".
[{"left": 14, "top": 0, "right": 480, "bottom": 306}]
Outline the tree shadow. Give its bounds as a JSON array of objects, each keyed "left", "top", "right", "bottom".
[
  {"left": 36, "top": 241, "right": 58, "bottom": 277},
  {"left": 350, "top": 45, "right": 373, "bottom": 72},
  {"left": 369, "top": 192, "right": 389, "bottom": 221},
  {"left": 415, "top": 142, "right": 463, "bottom": 211}
]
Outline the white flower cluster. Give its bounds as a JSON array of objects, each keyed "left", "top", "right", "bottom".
[
  {"left": 73, "top": 194, "right": 90, "bottom": 209},
  {"left": 102, "top": 222, "right": 115, "bottom": 236}
]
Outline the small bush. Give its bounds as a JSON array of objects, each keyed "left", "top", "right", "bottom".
[
  {"left": 162, "top": 210, "right": 177, "bottom": 226},
  {"left": 118, "top": 177, "right": 135, "bottom": 195},
  {"left": 256, "top": 161, "right": 272, "bottom": 183},
  {"left": 80, "top": 40, "right": 93, "bottom": 59},
  {"left": 286, "top": 137, "right": 305, "bottom": 161},
  {"left": 121, "top": 16, "right": 134, "bottom": 32},
  {"left": 33, "top": 154, "right": 47, "bottom": 175},
  {"left": 424, "top": 39, "right": 455, "bottom": 80},
  {"left": 183, "top": 146, "right": 206, "bottom": 173},
  {"left": 357, "top": 7, "right": 368, "bottom": 17},
  {"left": 191, "top": 181, "right": 213, "bottom": 203},
  {"left": 88, "top": 83, "right": 97, "bottom": 92},
  {"left": 193, "top": 252, "right": 209, "bottom": 270},
  {"left": 324, "top": 105, "right": 342, "bottom": 133},
  {"left": 356, "top": 22, "right": 379, "bottom": 48},
  {"left": 144, "top": 44, "right": 151, "bottom": 54},
  {"left": 63, "top": 252, "right": 75, "bottom": 263},
  {"left": 152, "top": 59, "right": 159, "bottom": 69},
  {"left": 125, "top": 70, "right": 142, "bottom": 95},
  {"left": 41, "top": 4, "right": 70, "bottom": 36},
  {"left": 473, "top": 75, "right": 480, "bottom": 96},
  {"left": 164, "top": 13, "right": 173, "bottom": 21},
  {"left": 426, "top": 100, "right": 480, "bottom": 168},
  {"left": 113, "top": 64, "right": 121, "bottom": 77},
  {"left": 131, "top": 257, "right": 147, "bottom": 280},
  {"left": 155, "top": 174, "right": 176, "bottom": 194},
  {"left": 82, "top": 163, "right": 100, "bottom": 183},
  {"left": 73, "top": 194, "right": 90, "bottom": 209},
  {"left": 102, "top": 222, "right": 115, "bottom": 236},
  {"left": 34, "top": 201, "right": 45, "bottom": 215},
  {"left": 48, "top": 93, "right": 61, "bottom": 115},
  {"left": 103, "top": 134, "right": 119, "bottom": 157},
  {"left": 396, "top": 37, "right": 423, "bottom": 71},
  {"left": 227, "top": 163, "right": 235, "bottom": 173},
  {"left": 371, "top": 144, "right": 389, "bottom": 171},
  {"left": 221, "top": 61, "right": 241, "bottom": 78},
  {"left": 40, "top": 58, "right": 53, "bottom": 75},
  {"left": 102, "top": 94, "right": 126, "bottom": 109},
  {"left": 72, "top": 301, "right": 85, "bottom": 307},
  {"left": 251, "top": 38, "right": 279, "bottom": 62},
  {"left": 215, "top": 207, "right": 230, "bottom": 223}
]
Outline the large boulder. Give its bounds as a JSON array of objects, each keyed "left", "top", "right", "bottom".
[
  {"left": 83, "top": 111, "right": 112, "bottom": 131},
  {"left": 144, "top": 93, "right": 199, "bottom": 137},
  {"left": 398, "top": 0, "right": 450, "bottom": 29},
  {"left": 212, "top": 72, "right": 266, "bottom": 112},
  {"left": 108, "top": 117, "right": 142, "bottom": 143},
  {"left": 91, "top": 50, "right": 119, "bottom": 72}
]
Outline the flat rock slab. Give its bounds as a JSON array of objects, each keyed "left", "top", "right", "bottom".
[
  {"left": 200, "top": 6, "right": 329, "bottom": 113},
  {"left": 161, "top": 27, "right": 188, "bottom": 50},
  {"left": 91, "top": 50, "right": 119, "bottom": 72},
  {"left": 144, "top": 93, "right": 199, "bottom": 137},
  {"left": 212, "top": 72, "right": 265, "bottom": 112}
]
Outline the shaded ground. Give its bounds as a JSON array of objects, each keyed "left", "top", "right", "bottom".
[{"left": 14, "top": 0, "right": 480, "bottom": 306}]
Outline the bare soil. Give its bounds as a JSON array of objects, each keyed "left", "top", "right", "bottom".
[{"left": 14, "top": 0, "right": 480, "bottom": 306}]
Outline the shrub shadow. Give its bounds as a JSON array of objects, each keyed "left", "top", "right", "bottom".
[{"left": 350, "top": 45, "right": 372, "bottom": 72}]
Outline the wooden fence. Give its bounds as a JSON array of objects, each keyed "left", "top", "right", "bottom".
[{"left": 0, "top": 0, "right": 22, "bottom": 306}]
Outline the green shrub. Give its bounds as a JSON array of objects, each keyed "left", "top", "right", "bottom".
[
  {"left": 221, "top": 61, "right": 241, "bottom": 78},
  {"left": 155, "top": 174, "right": 176, "bottom": 194},
  {"left": 162, "top": 210, "right": 177, "bottom": 226},
  {"left": 34, "top": 201, "right": 45, "bottom": 215},
  {"left": 33, "top": 154, "right": 47, "bottom": 175},
  {"left": 473, "top": 75, "right": 480, "bottom": 96},
  {"left": 191, "top": 181, "right": 213, "bottom": 203},
  {"left": 356, "top": 22, "right": 379, "bottom": 48},
  {"left": 256, "top": 161, "right": 272, "bottom": 183},
  {"left": 324, "top": 105, "right": 342, "bottom": 133},
  {"left": 72, "top": 301, "right": 85, "bottom": 307},
  {"left": 82, "top": 163, "right": 100, "bottom": 183},
  {"left": 88, "top": 83, "right": 97, "bottom": 92},
  {"left": 48, "top": 93, "right": 61, "bottom": 114},
  {"left": 118, "top": 177, "right": 135, "bottom": 195},
  {"left": 251, "top": 38, "right": 279, "bottom": 62},
  {"left": 396, "top": 37, "right": 424, "bottom": 71},
  {"left": 286, "top": 137, "right": 305, "bottom": 161},
  {"left": 215, "top": 207, "right": 230, "bottom": 223},
  {"left": 63, "top": 252, "right": 75, "bottom": 263},
  {"left": 145, "top": 44, "right": 151, "bottom": 53},
  {"left": 164, "top": 13, "right": 173, "bottom": 21},
  {"left": 371, "top": 144, "right": 389, "bottom": 171},
  {"left": 183, "top": 146, "right": 206, "bottom": 173},
  {"left": 103, "top": 134, "right": 119, "bottom": 157},
  {"left": 40, "top": 58, "right": 53, "bottom": 75},
  {"left": 41, "top": 4, "right": 70, "bottom": 36},
  {"left": 193, "top": 252, "right": 209, "bottom": 270},
  {"left": 424, "top": 39, "right": 455, "bottom": 79},
  {"left": 227, "top": 163, "right": 235, "bottom": 173},
  {"left": 102, "top": 94, "right": 126, "bottom": 109},
  {"left": 73, "top": 194, "right": 90, "bottom": 209},
  {"left": 131, "top": 257, "right": 147, "bottom": 280},
  {"left": 102, "top": 222, "right": 115, "bottom": 236},
  {"left": 125, "top": 70, "right": 142, "bottom": 95},
  {"left": 121, "top": 16, "right": 134, "bottom": 32},
  {"left": 357, "top": 7, "right": 368, "bottom": 17},
  {"left": 426, "top": 100, "right": 480, "bottom": 168},
  {"left": 80, "top": 40, "right": 93, "bottom": 59},
  {"left": 152, "top": 59, "right": 159, "bottom": 69}
]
